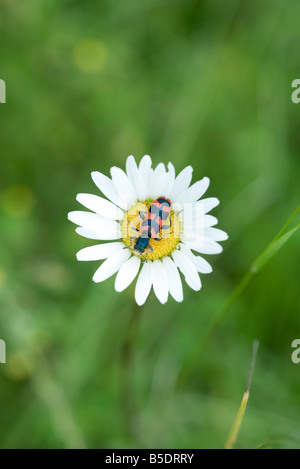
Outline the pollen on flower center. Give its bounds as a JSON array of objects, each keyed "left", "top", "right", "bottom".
[{"left": 121, "top": 201, "right": 181, "bottom": 261}]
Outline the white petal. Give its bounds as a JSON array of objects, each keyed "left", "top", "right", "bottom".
[
  {"left": 182, "top": 211, "right": 219, "bottom": 232},
  {"left": 92, "top": 249, "right": 131, "bottom": 283},
  {"left": 163, "top": 162, "right": 176, "bottom": 198},
  {"left": 110, "top": 166, "right": 137, "bottom": 208},
  {"left": 162, "top": 257, "right": 183, "bottom": 302},
  {"left": 76, "top": 193, "right": 124, "bottom": 220},
  {"left": 135, "top": 261, "right": 153, "bottom": 306},
  {"left": 115, "top": 256, "right": 141, "bottom": 292},
  {"left": 170, "top": 166, "right": 193, "bottom": 201},
  {"left": 149, "top": 163, "right": 166, "bottom": 200},
  {"left": 205, "top": 227, "right": 228, "bottom": 242},
  {"left": 152, "top": 260, "right": 169, "bottom": 304},
  {"left": 196, "top": 197, "right": 220, "bottom": 214},
  {"left": 204, "top": 215, "right": 218, "bottom": 227},
  {"left": 172, "top": 249, "right": 201, "bottom": 291},
  {"left": 68, "top": 211, "right": 104, "bottom": 228},
  {"left": 175, "top": 177, "right": 210, "bottom": 205},
  {"left": 76, "top": 242, "right": 124, "bottom": 261},
  {"left": 185, "top": 238, "right": 223, "bottom": 255},
  {"left": 68, "top": 211, "right": 121, "bottom": 240},
  {"left": 182, "top": 213, "right": 218, "bottom": 227},
  {"left": 181, "top": 230, "right": 202, "bottom": 244},
  {"left": 180, "top": 203, "right": 205, "bottom": 236},
  {"left": 139, "top": 155, "right": 153, "bottom": 199},
  {"left": 126, "top": 155, "right": 146, "bottom": 201},
  {"left": 179, "top": 244, "right": 212, "bottom": 274},
  {"left": 91, "top": 171, "right": 128, "bottom": 210},
  {"left": 75, "top": 227, "right": 107, "bottom": 240}
]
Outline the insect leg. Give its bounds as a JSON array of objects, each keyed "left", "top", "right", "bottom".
[
  {"left": 128, "top": 218, "right": 140, "bottom": 232},
  {"left": 139, "top": 210, "right": 148, "bottom": 220},
  {"left": 130, "top": 235, "right": 139, "bottom": 246},
  {"left": 123, "top": 235, "right": 139, "bottom": 250},
  {"left": 154, "top": 232, "right": 174, "bottom": 242}
]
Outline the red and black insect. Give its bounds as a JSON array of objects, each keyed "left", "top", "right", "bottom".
[
  {"left": 141, "top": 197, "right": 172, "bottom": 239},
  {"left": 127, "top": 197, "right": 173, "bottom": 258}
]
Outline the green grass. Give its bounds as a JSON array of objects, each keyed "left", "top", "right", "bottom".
[{"left": 0, "top": 0, "right": 300, "bottom": 449}]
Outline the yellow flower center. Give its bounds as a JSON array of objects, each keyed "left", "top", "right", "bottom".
[{"left": 122, "top": 201, "right": 181, "bottom": 261}]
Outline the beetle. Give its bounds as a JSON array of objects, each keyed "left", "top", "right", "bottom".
[
  {"left": 149, "top": 197, "right": 172, "bottom": 235},
  {"left": 126, "top": 197, "right": 173, "bottom": 259},
  {"left": 139, "top": 197, "right": 172, "bottom": 240}
]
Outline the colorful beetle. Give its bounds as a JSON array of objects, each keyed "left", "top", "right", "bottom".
[
  {"left": 127, "top": 197, "right": 173, "bottom": 258},
  {"left": 140, "top": 197, "right": 172, "bottom": 239}
]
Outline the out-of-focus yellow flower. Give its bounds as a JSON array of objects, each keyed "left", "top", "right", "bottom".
[
  {"left": 5, "top": 353, "right": 34, "bottom": 382},
  {"left": 1, "top": 184, "right": 35, "bottom": 217},
  {"left": 72, "top": 39, "right": 107, "bottom": 73}
]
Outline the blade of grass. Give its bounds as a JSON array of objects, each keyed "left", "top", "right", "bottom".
[
  {"left": 224, "top": 340, "right": 259, "bottom": 449},
  {"left": 177, "top": 205, "right": 300, "bottom": 388},
  {"left": 256, "top": 438, "right": 286, "bottom": 449},
  {"left": 271, "top": 205, "right": 300, "bottom": 242},
  {"left": 251, "top": 224, "right": 300, "bottom": 273}
]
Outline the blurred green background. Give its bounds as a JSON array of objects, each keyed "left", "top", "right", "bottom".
[{"left": 1, "top": 0, "right": 300, "bottom": 449}]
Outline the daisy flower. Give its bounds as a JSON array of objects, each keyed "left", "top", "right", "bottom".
[{"left": 68, "top": 155, "right": 228, "bottom": 305}]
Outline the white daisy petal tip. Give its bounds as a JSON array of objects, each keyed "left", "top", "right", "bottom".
[
  {"left": 69, "top": 156, "right": 227, "bottom": 303},
  {"left": 115, "top": 256, "right": 141, "bottom": 292},
  {"left": 152, "top": 260, "right": 169, "bottom": 304},
  {"left": 135, "top": 262, "right": 153, "bottom": 306},
  {"left": 140, "top": 154, "right": 152, "bottom": 164},
  {"left": 67, "top": 211, "right": 77, "bottom": 223}
]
